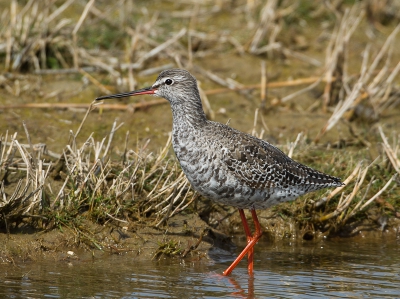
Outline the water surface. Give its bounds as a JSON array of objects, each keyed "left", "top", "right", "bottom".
[{"left": 1, "top": 237, "right": 399, "bottom": 298}]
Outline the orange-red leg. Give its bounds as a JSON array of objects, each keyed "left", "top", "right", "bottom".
[
  {"left": 239, "top": 209, "right": 255, "bottom": 274},
  {"left": 223, "top": 209, "right": 263, "bottom": 276}
]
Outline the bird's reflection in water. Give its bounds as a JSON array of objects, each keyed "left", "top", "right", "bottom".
[{"left": 225, "top": 275, "right": 255, "bottom": 299}]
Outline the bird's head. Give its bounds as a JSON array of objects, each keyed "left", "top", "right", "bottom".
[{"left": 96, "top": 69, "right": 199, "bottom": 106}]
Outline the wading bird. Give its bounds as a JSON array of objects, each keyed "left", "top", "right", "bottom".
[{"left": 96, "top": 69, "right": 343, "bottom": 276}]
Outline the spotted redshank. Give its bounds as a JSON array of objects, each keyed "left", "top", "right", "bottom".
[{"left": 96, "top": 69, "right": 343, "bottom": 276}]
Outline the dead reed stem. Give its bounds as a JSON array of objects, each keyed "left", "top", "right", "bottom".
[{"left": 72, "top": 0, "right": 95, "bottom": 69}]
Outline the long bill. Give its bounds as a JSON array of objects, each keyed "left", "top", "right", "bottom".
[{"left": 95, "top": 86, "right": 156, "bottom": 101}]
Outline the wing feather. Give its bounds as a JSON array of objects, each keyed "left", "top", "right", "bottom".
[{"left": 215, "top": 125, "right": 342, "bottom": 190}]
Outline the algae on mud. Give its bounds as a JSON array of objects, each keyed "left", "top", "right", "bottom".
[{"left": 0, "top": 0, "right": 400, "bottom": 262}]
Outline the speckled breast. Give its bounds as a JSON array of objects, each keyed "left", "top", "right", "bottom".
[{"left": 171, "top": 127, "right": 292, "bottom": 210}]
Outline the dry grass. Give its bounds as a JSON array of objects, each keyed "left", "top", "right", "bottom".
[{"left": 0, "top": 102, "right": 197, "bottom": 233}]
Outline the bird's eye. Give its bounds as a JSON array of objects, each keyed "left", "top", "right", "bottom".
[{"left": 165, "top": 79, "right": 173, "bottom": 85}]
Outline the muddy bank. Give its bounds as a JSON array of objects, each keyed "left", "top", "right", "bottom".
[
  {"left": 0, "top": 213, "right": 218, "bottom": 264},
  {"left": 1, "top": 207, "right": 399, "bottom": 266}
]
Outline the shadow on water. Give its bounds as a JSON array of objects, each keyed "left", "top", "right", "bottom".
[{"left": 1, "top": 237, "right": 399, "bottom": 298}]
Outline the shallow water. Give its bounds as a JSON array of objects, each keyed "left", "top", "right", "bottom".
[{"left": 1, "top": 237, "right": 399, "bottom": 298}]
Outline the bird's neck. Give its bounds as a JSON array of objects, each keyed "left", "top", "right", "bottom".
[{"left": 170, "top": 95, "right": 208, "bottom": 129}]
